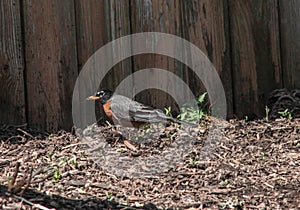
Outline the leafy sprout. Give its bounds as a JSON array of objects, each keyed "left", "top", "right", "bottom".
[
  {"left": 278, "top": 109, "right": 292, "bottom": 120},
  {"left": 104, "top": 191, "right": 114, "bottom": 201},
  {"left": 164, "top": 106, "right": 173, "bottom": 117},
  {"left": 177, "top": 92, "right": 207, "bottom": 123},
  {"left": 53, "top": 167, "right": 60, "bottom": 180}
]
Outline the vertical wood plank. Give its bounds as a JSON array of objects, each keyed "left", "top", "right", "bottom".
[
  {"left": 130, "top": 0, "right": 232, "bottom": 117},
  {"left": 0, "top": 0, "right": 26, "bottom": 126},
  {"left": 76, "top": 0, "right": 133, "bottom": 86},
  {"left": 102, "top": 0, "right": 133, "bottom": 91},
  {"left": 279, "top": 0, "right": 300, "bottom": 89},
  {"left": 23, "top": 0, "right": 78, "bottom": 131},
  {"left": 75, "top": 0, "right": 106, "bottom": 71},
  {"left": 179, "top": 0, "right": 232, "bottom": 118},
  {"left": 130, "top": 0, "right": 181, "bottom": 111},
  {"left": 229, "top": 0, "right": 282, "bottom": 118},
  {"left": 75, "top": 0, "right": 132, "bottom": 125},
  {"left": 75, "top": 0, "right": 107, "bottom": 126}
]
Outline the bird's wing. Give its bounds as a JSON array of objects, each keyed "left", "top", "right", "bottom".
[
  {"left": 129, "top": 105, "right": 173, "bottom": 123},
  {"left": 110, "top": 95, "right": 172, "bottom": 123}
]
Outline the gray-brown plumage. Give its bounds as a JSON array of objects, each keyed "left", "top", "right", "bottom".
[{"left": 87, "top": 89, "right": 195, "bottom": 127}]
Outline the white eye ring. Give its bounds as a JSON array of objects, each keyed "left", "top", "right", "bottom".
[{"left": 95, "top": 92, "right": 101, "bottom": 97}]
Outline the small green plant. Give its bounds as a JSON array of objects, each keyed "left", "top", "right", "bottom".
[
  {"left": 116, "top": 148, "right": 125, "bottom": 152},
  {"left": 143, "top": 124, "right": 154, "bottom": 133},
  {"left": 48, "top": 152, "right": 55, "bottom": 160},
  {"left": 69, "top": 156, "right": 77, "bottom": 165},
  {"left": 104, "top": 191, "right": 114, "bottom": 201},
  {"left": 189, "top": 158, "right": 197, "bottom": 165},
  {"left": 177, "top": 92, "right": 207, "bottom": 123},
  {"left": 53, "top": 167, "right": 60, "bottom": 180},
  {"left": 219, "top": 179, "right": 230, "bottom": 186},
  {"left": 164, "top": 106, "right": 173, "bottom": 117},
  {"left": 278, "top": 109, "right": 292, "bottom": 120},
  {"left": 198, "top": 92, "right": 207, "bottom": 104},
  {"left": 265, "top": 106, "right": 270, "bottom": 121}
]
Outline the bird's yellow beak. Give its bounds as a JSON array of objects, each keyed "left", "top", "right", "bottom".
[{"left": 86, "top": 95, "right": 100, "bottom": 100}]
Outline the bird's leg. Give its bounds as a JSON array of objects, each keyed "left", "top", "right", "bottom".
[{"left": 105, "top": 121, "right": 124, "bottom": 142}]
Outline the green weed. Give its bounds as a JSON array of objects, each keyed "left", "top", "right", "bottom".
[
  {"left": 164, "top": 106, "right": 173, "bottom": 117},
  {"left": 104, "top": 191, "right": 114, "bottom": 201},
  {"left": 177, "top": 92, "right": 207, "bottom": 123},
  {"left": 278, "top": 109, "right": 292, "bottom": 120}
]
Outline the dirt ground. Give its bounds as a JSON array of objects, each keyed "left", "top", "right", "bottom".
[{"left": 0, "top": 117, "right": 299, "bottom": 209}]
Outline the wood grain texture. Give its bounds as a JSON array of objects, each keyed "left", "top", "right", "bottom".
[
  {"left": 75, "top": 0, "right": 106, "bottom": 71},
  {"left": 0, "top": 0, "right": 26, "bottom": 125},
  {"left": 229, "top": 0, "right": 282, "bottom": 119},
  {"left": 179, "top": 0, "right": 232, "bottom": 118},
  {"left": 279, "top": 0, "right": 300, "bottom": 89},
  {"left": 75, "top": 0, "right": 107, "bottom": 127},
  {"left": 75, "top": 0, "right": 133, "bottom": 126},
  {"left": 2, "top": 0, "right": 297, "bottom": 130},
  {"left": 101, "top": 0, "right": 133, "bottom": 92},
  {"left": 130, "top": 0, "right": 231, "bottom": 118},
  {"left": 23, "top": 0, "right": 78, "bottom": 131},
  {"left": 130, "top": 0, "right": 181, "bottom": 112}
]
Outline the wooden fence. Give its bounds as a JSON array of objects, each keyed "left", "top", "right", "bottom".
[{"left": 0, "top": 0, "right": 299, "bottom": 131}]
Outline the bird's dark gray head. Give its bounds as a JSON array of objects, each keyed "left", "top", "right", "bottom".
[{"left": 87, "top": 89, "right": 113, "bottom": 104}]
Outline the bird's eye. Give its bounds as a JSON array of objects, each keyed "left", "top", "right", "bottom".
[
  {"left": 95, "top": 91, "right": 101, "bottom": 97},
  {"left": 96, "top": 91, "right": 105, "bottom": 97}
]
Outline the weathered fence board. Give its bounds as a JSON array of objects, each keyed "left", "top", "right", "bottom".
[
  {"left": 130, "top": 0, "right": 181, "bottom": 112},
  {"left": 179, "top": 0, "right": 233, "bottom": 117},
  {"left": 0, "top": 0, "right": 26, "bottom": 125},
  {"left": 131, "top": 1, "right": 232, "bottom": 116},
  {"left": 130, "top": 0, "right": 232, "bottom": 117},
  {"left": 101, "top": 0, "right": 132, "bottom": 92},
  {"left": 75, "top": 0, "right": 106, "bottom": 71},
  {"left": 23, "top": 0, "right": 78, "bottom": 131},
  {"left": 279, "top": 0, "right": 300, "bottom": 89},
  {"left": 0, "top": 0, "right": 299, "bottom": 131},
  {"left": 229, "top": 0, "right": 282, "bottom": 119},
  {"left": 75, "top": 0, "right": 133, "bottom": 125},
  {"left": 75, "top": 0, "right": 107, "bottom": 126}
]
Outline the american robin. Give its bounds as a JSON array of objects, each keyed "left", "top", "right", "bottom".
[{"left": 87, "top": 89, "right": 195, "bottom": 127}]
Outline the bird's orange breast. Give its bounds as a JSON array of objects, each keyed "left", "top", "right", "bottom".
[{"left": 102, "top": 101, "right": 113, "bottom": 119}]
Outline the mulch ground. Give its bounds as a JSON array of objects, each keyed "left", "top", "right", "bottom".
[{"left": 0, "top": 117, "right": 299, "bottom": 209}]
